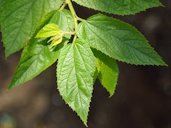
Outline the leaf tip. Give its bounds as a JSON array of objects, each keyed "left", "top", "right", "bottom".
[
  {"left": 156, "top": 59, "right": 168, "bottom": 67},
  {"left": 5, "top": 51, "right": 10, "bottom": 59},
  {"left": 159, "top": 2, "right": 165, "bottom": 7},
  {"left": 8, "top": 83, "right": 15, "bottom": 90},
  {"left": 162, "top": 62, "right": 168, "bottom": 67},
  {"left": 108, "top": 93, "right": 114, "bottom": 98},
  {"left": 83, "top": 120, "right": 88, "bottom": 127}
]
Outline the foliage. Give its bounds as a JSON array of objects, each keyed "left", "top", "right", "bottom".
[{"left": 0, "top": 0, "right": 166, "bottom": 126}]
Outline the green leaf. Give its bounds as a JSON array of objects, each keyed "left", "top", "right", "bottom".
[
  {"left": 0, "top": 0, "right": 4, "bottom": 17},
  {"left": 49, "top": 9, "right": 75, "bottom": 32},
  {"left": 35, "top": 9, "right": 75, "bottom": 48},
  {"left": 1, "top": 0, "right": 64, "bottom": 57},
  {"left": 73, "top": 0, "right": 162, "bottom": 15},
  {"left": 9, "top": 39, "right": 65, "bottom": 89},
  {"left": 49, "top": 37, "right": 63, "bottom": 48},
  {"left": 57, "top": 39, "right": 96, "bottom": 125},
  {"left": 36, "top": 9, "right": 74, "bottom": 40},
  {"left": 77, "top": 14, "right": 166, "bottom": 66},
  {"left": 36, "top": 23, "right": 61, "bottom": 38},
  {"left": 0, "top": 0, "right": 5, "bottom": 29},
  {"left": 9, "top": 8, "right": 74, "bottom": 89},
  {"left": 93, "top": 49, "right": 119, "bottom": 96}
]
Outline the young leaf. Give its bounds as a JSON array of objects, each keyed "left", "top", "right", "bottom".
[
  {"left": 93, "top": 49, "right": 119, "bottom": 97},
  {"left": 43, "top": 9, "right": 75, "bottom": 40},
  {"left": 9, "top": 39, "right": 65, "bottom": 89},
  {"left": 49, "top": 36, "right": 63, "bottom": 48},
  {"left": 57, "top": 39, "right": 96, "bottom": 125},
  {"left": 35, "top": 10, "right": 75, "bottom": 48},
  {"left": 72, "top": 0, "right": 162, "bottom": 15},
  {"left": 1, "top": 0, "right": 64, "bottom": 57},
  {"left": 77, "top": 14, "right": 166, "bottom": 66},
  {"left": 36, "top": 23, "right": 62, "bottom": 38}
]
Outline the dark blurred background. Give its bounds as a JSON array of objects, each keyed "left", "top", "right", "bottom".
[{"left": 0, "top": 1, "right": 171, "bottom": 128}]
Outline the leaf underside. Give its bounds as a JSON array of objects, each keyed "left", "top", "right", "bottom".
[
  {"left": 93, "top": 49, "right": 119, "bottom": 96},
  {"left": 57, "top": 39, "right": 96, "bottom": 125}
]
